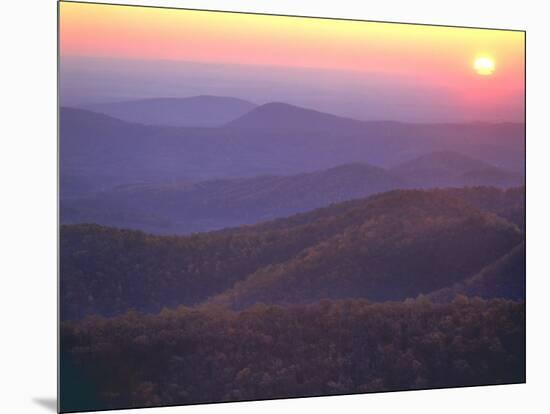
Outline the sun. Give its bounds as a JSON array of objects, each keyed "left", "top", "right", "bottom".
[{"left": 473, "top": 56, "right": 495, "bottom": 76}]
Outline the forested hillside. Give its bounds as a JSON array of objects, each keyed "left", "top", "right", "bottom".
[
  {"left": 428, "top": 243, "right": 525, "bottom": 302},
  {"left": 208, "top": 190, "right": 521, "bottom": 308},
  {"left": 61, "top": 188, "right": 524, "bottom": 319},
  {"left": 61, "top": 298, "right": 525, "bottom": 412},
  {"left": 443, "top": 186, "right": 525, "bottom": 230}
]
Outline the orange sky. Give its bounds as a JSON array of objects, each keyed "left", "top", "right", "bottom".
[{"left": 59, "top": 1, "right": 525, "bottom": 121}]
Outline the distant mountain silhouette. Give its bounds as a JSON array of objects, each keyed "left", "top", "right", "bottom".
[
  {"left": 391, "top": 151, "right": 524, "bottom": 188},
  {"left": 393, "top": 151, "right": 492, "bottom": 174},
  {"left": 59, "top": 104, "right": 525, "bottom": 198},
  {"left": 83, "top": 96, "right": 257, "bottom": 127},
  {"left": 61, "top": 162, "right": 406, "bottom": 234},
  {"left": 227, "top": 103, "right": 524, "bottom": 172},
  {"left": 460, "top": 168, "right": 524, "bottom": 187},
  {"left": 61, "top": 148, "right": 524, "bottom": 235},
  {"left": 60, "top": 107, "right": 177, "bottom": 196},
  {"left": 226, "top": 102, "right": 370, "bottom": 131}
]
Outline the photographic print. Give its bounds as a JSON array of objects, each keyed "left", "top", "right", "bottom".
[{"left": 58, "top": 1, "right": 526, "bottom": 412}]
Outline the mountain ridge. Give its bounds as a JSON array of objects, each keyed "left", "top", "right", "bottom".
[
  {"left": 226, "top": 101, "right": 366, "bottom": 131},
  {"left": 391, "top": 151, "right": 524, "bottom": 188},
  {"left": 60, "top": 187, "right": 524, "bottom": 320},
  {"left": 82, "top": 95, "right": 257, "bottom": 127},
  {"left": 59, "top": 103, "right": 525, "bottom": 198},
  {"left": 61, "top": 151, "right": 524, "bottom": 235},
  {"left": 60, "top": 160, "right": 407, "bottom": 234}
]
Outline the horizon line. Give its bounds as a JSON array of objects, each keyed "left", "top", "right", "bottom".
[{"left": 60, "top": 99, "right": 525, "bottom": 126}]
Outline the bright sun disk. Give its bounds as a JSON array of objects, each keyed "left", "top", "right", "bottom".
[{"left": 473, "top": 56, "right": 495, "bottom": 76}]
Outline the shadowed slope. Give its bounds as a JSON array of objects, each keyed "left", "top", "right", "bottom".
[
  {"left": 207, "top": 190, "right": 522, "bottom": 308},
  {"left": 429, "top": 242, "right": 525, "bottom": 302},
  {"left": 61, "top": 188, "right": 523, "bottom": 319}
]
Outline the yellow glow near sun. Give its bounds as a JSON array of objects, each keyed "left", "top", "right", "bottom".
[{"left": 473, "top": 56, "right": 496, "bottom": 75}]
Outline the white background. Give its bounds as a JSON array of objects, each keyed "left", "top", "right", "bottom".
[{"left": 1, "top": 0, "right": 548, "bottom": 413}]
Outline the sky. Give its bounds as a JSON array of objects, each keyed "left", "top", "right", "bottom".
[{"left": 59, "top": 1, "right": 525, "bottom": 123}]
